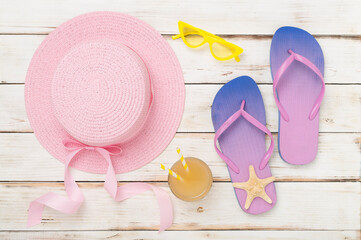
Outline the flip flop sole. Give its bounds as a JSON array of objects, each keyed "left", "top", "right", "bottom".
[
  {"left": 212, "top": 76, "right": 276, "bottom": 214},
  {"left": 270, "top": 27, "right": 324, "bottom": 165}
]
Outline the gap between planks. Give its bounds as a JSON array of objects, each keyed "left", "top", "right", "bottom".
[
  {"left": 0, "top": 179, "right": 360, "bottom": 183},
  {"left": 2, "top": 83, "right": 361, "bottom": 85},
  {"left": 0, "top": 230, "right": 359, "bottom": 240},
  {"left": 1, "top": 33, "right": 361, "bottom": 38},
  {"left": 0, "top": 229, "right": 359, "bottom": 232}
]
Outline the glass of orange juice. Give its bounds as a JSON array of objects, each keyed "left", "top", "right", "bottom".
[{"left": 168, "top": 157, "right": 213, "bottom": 201}]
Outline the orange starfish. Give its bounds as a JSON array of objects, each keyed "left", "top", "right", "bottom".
[{"left": 233, "top": 165, "right": 275, "bottom": 210}]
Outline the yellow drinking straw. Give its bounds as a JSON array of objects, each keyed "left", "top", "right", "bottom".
[
  {"left": 160, "top": 163, "right": 182, "bottom": 181},
  {"left": 176, "top": 147, "right": 189, "bottom": 172}
]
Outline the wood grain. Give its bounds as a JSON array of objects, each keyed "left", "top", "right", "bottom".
[
  {"left": 0, "top": 0, "right": 360, "bottom": 35},
  {"left": 0, "top": 133, "right": 359, "bottom": 181},
  {"left": 0, "top": 231, "right": 359, "bottom": 240},
  {"left": 0, "top": 182, "right": 359, "bottom": 231},
  {"left": 0, "top": 0, "right": 360, "bottom": 237},
  {"left": 1, "top": 35, "right": 361, "bottom": 84},
  {"left": 0, "top": 85, "right": 359, "bottom": 133}
]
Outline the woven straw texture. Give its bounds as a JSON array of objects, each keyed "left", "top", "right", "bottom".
[{"left": 25, "top": 12, "right": 185, "bottom": 174}]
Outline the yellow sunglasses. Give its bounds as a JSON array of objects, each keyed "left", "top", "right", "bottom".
[{"left": 172, "top": 21, "right": 243, "bottom": 62}]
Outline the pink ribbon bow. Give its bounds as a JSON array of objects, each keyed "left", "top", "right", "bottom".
[{"left": 27, "top": 139, "right": 173, "bottom": 232}]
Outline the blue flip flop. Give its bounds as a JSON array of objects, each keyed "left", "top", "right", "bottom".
[
  {"left": 212, "top": 76, "right": 276, "bottom": 214},
  {"left": 270, "top": 27, "right": 325, "bottom": 165}
]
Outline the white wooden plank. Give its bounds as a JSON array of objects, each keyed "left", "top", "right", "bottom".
[
  {"left": 0, "top": 0, "right": 360, "bottom": 35},
  {"left": 0, "top": 182, "right": 359, "bottom": 230},
  {"left": 0, "top": 133, "right": 359, "bottom": 181},
  {"left": 0, "top": 1, "right": 359, "bottom": 237},
  {"left": 0, "top": 230, "right": 359, "bottom": 240},
  {"left": 0, "top": 85, "right": 359, "bottom": 133},
  {"left": 1, "top": 35, "right": 361, "bottom": 84},
  {"left": 180, "top": 84, "right": 361, "bottom": 133}
]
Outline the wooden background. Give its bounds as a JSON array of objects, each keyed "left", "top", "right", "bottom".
[{"left": 0, "top": 0, "right": 360, "bottom": 239}]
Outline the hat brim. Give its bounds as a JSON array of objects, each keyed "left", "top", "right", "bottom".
[{"left": 25, "top": 12, "right": 185, "bottom": 174}]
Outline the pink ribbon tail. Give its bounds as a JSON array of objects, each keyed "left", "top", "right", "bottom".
[
  {"left": 27, "top": 148, "right": 85, "bottom": 227},
  {"left": 96, "top": 148, "right": 173, "bottom": 232},
  {"left": 115, "top": 183, "right": 173, "bottom": 232},
  {"left": 27, "top": 139, "right": 173, "bottom": 232}
]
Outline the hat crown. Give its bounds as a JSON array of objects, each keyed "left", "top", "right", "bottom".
[{"left": 51, "top": 39, "right": 151, "bottom": 146}]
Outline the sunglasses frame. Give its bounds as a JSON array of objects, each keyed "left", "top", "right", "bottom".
[{"left": 172, "top": 21, "right": 243, "bottom": 62}]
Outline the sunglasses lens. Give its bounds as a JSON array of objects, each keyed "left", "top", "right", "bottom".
[
  {"left": 182, "top": 26, "right": 204, "bottom": 46},
  {"left": 211, "top": 42, "right": 234, "bottom": 59}
]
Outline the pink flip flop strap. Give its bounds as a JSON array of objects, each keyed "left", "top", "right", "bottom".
[
  {"left": 273, "top": 50, "right": 325, "bottom": 122},
  {"left": 214, "top": 100, "right": 274, "bottom": 173},
  {"left": 27, "top": 139, "right": 173, "bottom": 232}
]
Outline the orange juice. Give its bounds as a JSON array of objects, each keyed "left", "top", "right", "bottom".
[{"left": 168, "top": 157, "right": 212, "bottom": 201}]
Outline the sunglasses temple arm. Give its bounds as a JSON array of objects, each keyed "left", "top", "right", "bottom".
[
  {"left": 235, "top": 56, "right": 240, "bottom": 62},
  {"left": 172, "top": 34, "right": 182, "bottom": 40}
]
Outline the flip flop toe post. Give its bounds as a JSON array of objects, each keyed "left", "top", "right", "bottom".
[
  {"left": 270, "top": 27, "right": 325, "bottom": 165},
  {"left": 212, "top": 76, "right": 276, "bottom": 214}
]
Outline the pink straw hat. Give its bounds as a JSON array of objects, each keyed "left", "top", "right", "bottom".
[
  {"left": 25, "top": 12, "right": 185, "bottom": 173},
  {"left": 25, "top": 11, "right": 185, "bottom": 231}
]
